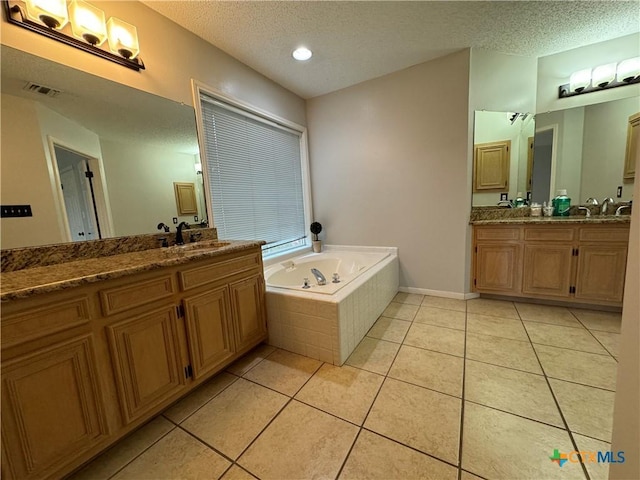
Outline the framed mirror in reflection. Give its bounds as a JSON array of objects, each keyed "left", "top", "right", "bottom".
[
  {"left": 1, "top": 45, "right": 206, "bottom": 250},
  {"left": 472, "top": 111, "right": 535, "bottom": 207}
]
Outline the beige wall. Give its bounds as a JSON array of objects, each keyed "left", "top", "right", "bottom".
[
  {"left": 306, "top": 50, "right": 471, "bottom": 295},
  {"left": 537, "top": 34, "right": 640, "bottom": 114},
  {"left": 1, "top": 1, "right": 305, "bottom": 126},
  {"left": 100, "top": 139, "right": 201, "bottom": 236},
  {"left": 0, "top": 94, "right": 62, "bottom": 248}
]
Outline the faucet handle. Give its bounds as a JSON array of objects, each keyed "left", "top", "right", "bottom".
[
  {"left": 157, "top": 237, "right": 169, "bottom": 248},
  {"left": 302, "top": 278, "right": 311, "bottom": 289}
]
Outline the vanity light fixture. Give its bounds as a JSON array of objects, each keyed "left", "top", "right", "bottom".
[
  {"left": 292, "top": 47, "right": 312, "bottom": 61},
  {"left": 68, "top": 0, "right": 106, "bottom": 45},
  {"left": 559, "top": 57, "right": 640, "bottom": 98},
  {"left": 3, "top": 0, "right": 145, "bottom": 70}
]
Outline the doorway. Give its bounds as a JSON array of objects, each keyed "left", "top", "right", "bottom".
[
  {"left": 531, "top": 126, "right": 557, "bottom": 205},
  {"left": 52, "top": 144, "right": 105, "bottom": 242}
]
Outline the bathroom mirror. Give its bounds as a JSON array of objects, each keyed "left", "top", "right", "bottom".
[
  {"left": 472, "top": 111, "right": 535, "bottom": 206},
  {"left": 533, "top": 96, "right": 637, "bottom": 205},
  {"left": 1, "top": 45, "right": 206, "bottom": 249}
]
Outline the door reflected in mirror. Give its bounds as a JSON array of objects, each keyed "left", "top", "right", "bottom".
[{"left": 0, "top": 45, "right": 207, "bottom": 249}]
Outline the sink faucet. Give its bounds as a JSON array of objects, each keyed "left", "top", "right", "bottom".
[
  {"left": 600, "top": 198, "right": 614, "bottom": 215},
  {"left": 497, "top": 200, "right": 513, "bottom": 208},
  {"left": 577, "top": 206, "right": 591, "bottom": 218},
  {"left": 310, "top": 268, "right": 327, "bottom": 286},
  {"left": 615, "top": 204, "right": 631, "bottom": 216},
  {"left": 176, "top": 222, "right": 190, "bottom": 245}
]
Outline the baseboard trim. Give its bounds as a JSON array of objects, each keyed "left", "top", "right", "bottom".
[{"left": 398, "top": 286, "right": 479, "bottom": 301}]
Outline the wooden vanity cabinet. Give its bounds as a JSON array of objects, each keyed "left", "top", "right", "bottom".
[
  {"left": 1, "top": 292, "right": 109, "bottom": 480},
  {"left": 473, "top": 224, "right": 630, "bottom": 306},
  {"left": 1, "top": 246, "right": 267, "bottom": 479}
]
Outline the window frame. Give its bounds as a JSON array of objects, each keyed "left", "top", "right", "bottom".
[{"left": 191, "top": 79, "right": 313, "bottom": 258}]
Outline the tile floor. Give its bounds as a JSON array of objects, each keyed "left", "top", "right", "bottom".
[{"left": 71, "top": 294, "right": 622, "bottom": 480}]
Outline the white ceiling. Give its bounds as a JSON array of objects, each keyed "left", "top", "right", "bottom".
[{"left": 142, "top": 1, "right": 640, "bottom": 99}]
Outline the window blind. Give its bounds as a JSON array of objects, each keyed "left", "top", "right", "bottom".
[{"left": 199, "top": 94, "right": 306, "bottom": 250}]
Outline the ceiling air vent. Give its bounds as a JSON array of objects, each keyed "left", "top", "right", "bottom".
[{"left": 23, "top": 82, "right": 62, "bottom": 98}]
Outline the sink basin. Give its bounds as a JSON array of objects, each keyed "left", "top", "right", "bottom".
[{"left": 161, "top": 241, "right": 231, "bottom": 258}]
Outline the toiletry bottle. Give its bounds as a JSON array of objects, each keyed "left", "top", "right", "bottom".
[
  {"left": 514, "top": 192, "right": 525, "bottom": 208},
  {"left": 555, "top": 189, "right": 571, "bottom": 217}
]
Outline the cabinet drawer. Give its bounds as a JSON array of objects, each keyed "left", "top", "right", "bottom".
[
  {"left": 579, "top": 227, "right": 630, "bottom": 243},
  {"left": 100, "top": 275, "right": 175, "bottom": 316},
  {"left": 524, "top": 227, "right": 574, "bottom": 242},
  {"left": 476, "top": 227, "right": 521, "bottom": 241},
  {"left": 1, "top": 296, "right": 91, "bottom": 348},
  {"left": 179, "top": 252, "right": 262, "bottom": 291}
]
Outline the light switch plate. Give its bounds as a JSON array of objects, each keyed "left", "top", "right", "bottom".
[
  {"left": 172, "top": 217, "right": 178, "bottom": 224},
  {"left": 617, "top": 186, "right": 623, "bottom": 198},
  {"left": 500, "top": 193, "right": 508, "bottom": 201}
]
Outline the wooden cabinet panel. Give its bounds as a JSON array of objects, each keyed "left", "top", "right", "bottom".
[
  {"left": 183, "top": 287, "right": 235, "bottom": 379},
  {"left": 106, "top": 306, "right": 184, "bottom": 424},
  {"left": 179, "top": 252, "right": 262, "bottom": 291},
  {"left": 476, "top": 227, "right": 520, "bottom": 241},
  {"left": 524, "top": 227, "right": 574, "bottom": 242},
  {"left": 1, "top": 296, "right": 90, "bottom": 349},
  {"left": 230, "top": 274, "right": 267, "bottom": 351},
  {"left": 575, "top": 246, "right": 628, "bottom": 303},
  {"left": 578, "top": 227, "right": 630, "bottom": 243},
  {"left": 624, "top": 112, "right": 639, "bottom": 181},
  {"left": 522, "top": 245, "right": 573, "bottom": 298},
  {"left": 100, "top": 275, "right": 175, "bottom": 316},
  {"left": 1, "top": 335, "right": 107, "bottom": 480},
  {"left": 475, "top": 244, "right": 521, "bottom": 293},
  {"left": 473, "top": 140, "right": 511, "bottom": 192}
]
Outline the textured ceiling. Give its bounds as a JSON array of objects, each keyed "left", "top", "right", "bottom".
[{"left": 143, "top": 1, "right": 640, "bottom": 99}]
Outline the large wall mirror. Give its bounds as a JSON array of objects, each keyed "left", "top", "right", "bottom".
[
  {"left": 533, "top": 96, "right": 637, "bottom": 205},
  {"left": 472, "top": 111, "right": 535, "bottom": 206},
  {"left": 1, "top": 45, "right": 206, "bottom": 249},
  {"left": 473, "top": 95, "right": 639, "bottom": 207}
]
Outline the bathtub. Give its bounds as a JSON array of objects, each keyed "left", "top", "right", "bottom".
[{"left": 264, "top": 245, "right": 399, "bottom": 365}]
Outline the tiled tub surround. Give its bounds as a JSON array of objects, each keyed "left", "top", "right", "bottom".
[
  {"left": 264, "top": 246, "right": 399, "bottom": 365},
  {"left": 70, "top": 295, "right": 621, "bottom": 480}
]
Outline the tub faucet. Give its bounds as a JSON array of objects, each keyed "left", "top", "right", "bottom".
[
  {"left": 600, "top": 198, "right": 614, "bottom": 215},
  {"left": 176, "top": 222, "right": 190, "bottom": 245},
  {"left": 310, "top": 268, "right": 327, "bottom": 286}
]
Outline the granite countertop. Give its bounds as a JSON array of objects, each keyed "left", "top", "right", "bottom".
[
  {"left": 1, "top": 240, "right": 264, "bottom": 302},
  {"left": 471, "top": 215, "right": 632, "bottom": 225}
]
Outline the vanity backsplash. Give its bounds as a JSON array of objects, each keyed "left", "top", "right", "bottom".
[{"left": 1, "top": 227, "right": 218, "bottom": 272}]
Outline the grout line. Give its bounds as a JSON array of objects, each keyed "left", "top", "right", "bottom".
[
  {"left": 460, "top": 467, "right": 490, "bottom": 480},
  {"left": 570, "top": 318, "right": 619, "bottom": 362},
  {"left": 528, "top": 340, "right": 614, "bottom": 358},
  {"left": 516, "top": 309, "right": 592, "bottom": 480},
  {"left": 457, "top": 302, "right": 469, "bottom": 480},
  {"left": 103, "top": 422, "right": 178, "bottom": 479},
  {"left": 334, "top": 426, "right": 363, "bottom": 479}
]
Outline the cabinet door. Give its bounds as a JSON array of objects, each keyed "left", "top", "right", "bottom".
[
  {"left": 575, "top": 246, "right": 628, "bottom": 303},
  {"left": 183, "top": 287, "right": 235, "bottom": 380},
  {"left": 522, "top": 244, "right": 573, "bottom": 298},
  {"left": 624, "top": 112, "right": 639, "bottom": 181},
  {"left": 473, "top": 140, "right": 511, "bottom": 192},
  {"left": 1, "top": 335, "right": 107, "bottom": 480},
  {"left": 230, "top": 274, "right": 267, "bottom": 352},
  {"left": 106, "top": 306, "right": 184, "bottom": 424},
  {"left": 475, "top": 243, "right": 521, "bottom": 293}
]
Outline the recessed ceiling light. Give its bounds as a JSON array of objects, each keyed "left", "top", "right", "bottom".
[{"left": 292, "top": 47, "right": 312, "bottom": 61}]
